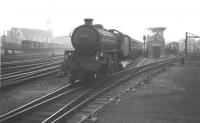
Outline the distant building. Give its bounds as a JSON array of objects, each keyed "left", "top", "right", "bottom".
[
  {"left": 146, "top": 27, "right": 166, "bottom": 58},
  {"left": 197, "top": 40, "right": 200, "bottom": 53},
  {"left": 52, "top": 36, "right": 66, "bottom": 44},
  {"left": 52, "top": 36, "right": 74, "bottom": 50},
  {"left": 7, "top": 27, "right": 53, "bottom": 44},
  {"left": 0, "top": 35, "right": 2, "bottom": 48},
  {"left": 0, "top": 34, "right": 10, "bottom": 49}
]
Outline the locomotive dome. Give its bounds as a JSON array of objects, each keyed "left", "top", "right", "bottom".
[{"left": 71, "top": 19, "right": 100, "bottom": 54}]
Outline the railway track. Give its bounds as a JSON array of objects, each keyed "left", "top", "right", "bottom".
[
  {"left": 1, "top": 56, "right": 62, "bottom": 67},
  {"left": 1, "top": 51, "right": 64, "bottom": 62},
  {"left": 1, "top": 57, "right": 63, "bottom": 88},
  {"left": 1, "top": 63, "right": 61, "bottom": 88},
  {"left": 46, "top": 57, "right": 180, "bottom": 123},
  {"left": 189, "top": 54, "right": 200, "bottom": 62},
  {"left": 0, "top": 82, "right": 92, "bottom": 123},
  {"left": 1, "top": 57, "right": 62, "bottom": 74},
  {"left": 0, "top": 57, "right": 181, "bottom": 123},
  {"left": 1, "top": 60, "right": 61, "bottom": 75}
]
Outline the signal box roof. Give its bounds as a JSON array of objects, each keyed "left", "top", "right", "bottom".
[{"left": 148, "top": 27, "right": 166, "bottom": 32}]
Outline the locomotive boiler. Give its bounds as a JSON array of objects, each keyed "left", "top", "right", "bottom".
[
  {"left": 71, "top": 21, "right": 120, "bottom": 54},
  {"left": 62, "top": 19, "right": 142, "bottom": 83}
]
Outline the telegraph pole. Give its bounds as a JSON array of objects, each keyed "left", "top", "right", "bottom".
[
  {"left": 185, "top": 32, "right": 188, "bottom": 54},
  {"left": 3, "top": 31, "right": 8, "bottom": 55},
  {"left": 143, "top": 35, "right": 146, "bottom": 57}
]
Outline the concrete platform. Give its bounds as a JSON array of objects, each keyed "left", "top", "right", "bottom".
[{"left": 96, "top": 60, "right": 200, "bottom": 123}]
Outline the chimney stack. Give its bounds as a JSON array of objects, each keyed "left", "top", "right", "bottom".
[{"left": 84, "top": 18, "right": 93, "bottom": 25}]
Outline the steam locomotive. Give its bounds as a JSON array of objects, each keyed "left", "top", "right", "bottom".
[{"left": 61, "top": 19, "right": 142, "bottom": 83}]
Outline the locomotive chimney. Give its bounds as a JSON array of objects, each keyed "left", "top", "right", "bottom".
[{"left": 84, "top": 18, "right": 93, "bottom": 25}]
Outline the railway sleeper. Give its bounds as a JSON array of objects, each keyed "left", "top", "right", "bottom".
[
  {"left": 80, "top": 106, "right": 98, "bottom": 114},
  {"left": 86, "top": 105, "right": 101, "bottom": 109},
  {"left": 89, "top": 102, "right": 105, "bottom": 107},
  {"left": 107, "top": 90, "right": 122, "bottom": 95},
  {"left": 21, "top": 117, "right": 44, "bottom": 122},
  {"left": 34, "top": 111, "right": 53, "bottom": 116},
  {"left": 23, "top": 112, "right": 51, "bottom": 119},
  {"left": 92, "top": 99, "right": 108, "bottom": 105},
  {"left": 126, "top": 86, "right": 136, "bottom": 92}
]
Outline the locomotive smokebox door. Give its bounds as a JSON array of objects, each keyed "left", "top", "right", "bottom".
[{"left": 71, "top": 25, "right": 99, "bottom": 54}]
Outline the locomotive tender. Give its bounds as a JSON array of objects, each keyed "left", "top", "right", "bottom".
[{"left": 62, "top": 19, "right": 142, "bottom": 83}]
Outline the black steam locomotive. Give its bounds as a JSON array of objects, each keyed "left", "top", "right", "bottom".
[{"left": 61, "top": 19, "right": 142, "bottom": 83}]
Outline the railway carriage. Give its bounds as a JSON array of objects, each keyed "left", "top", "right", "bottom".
[
  {"left": 130, "top": 38, "right": 143, "bottom": 58},
  {"left": 165, "top": 42, "right": 179, "bottom": 55}
]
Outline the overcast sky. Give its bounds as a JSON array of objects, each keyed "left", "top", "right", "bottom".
[{"left": 0, "top": 0, "right": 199, "bottom": 42}]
